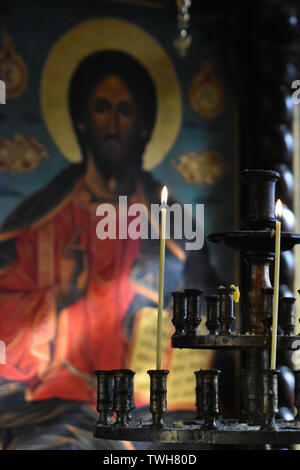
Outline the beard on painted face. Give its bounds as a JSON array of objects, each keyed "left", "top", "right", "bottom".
[{"left": 83, "top": 75, "right": 145, "bottom": 181}]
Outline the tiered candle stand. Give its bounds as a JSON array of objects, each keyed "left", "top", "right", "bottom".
[{"left": 94, "top": 170, "right": 300, "bottom": 447}]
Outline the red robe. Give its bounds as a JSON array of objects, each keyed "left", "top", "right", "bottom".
[{"left": 0, "top": 180, "right": 142, "bottom": 404}]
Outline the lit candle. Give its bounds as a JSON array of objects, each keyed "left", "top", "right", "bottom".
[
  {"left": 270, "top": 199, "right": 282, "bottom": 370},
  {"left": 156, "top": 186, "right": 168, "bottom": 370}
]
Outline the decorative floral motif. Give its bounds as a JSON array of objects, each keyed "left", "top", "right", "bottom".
[
  {"left": 189, "top": 61, "right": 225, "bottom": 118},
  {"left": 173, "top": 149, "right": 228, "bottom": 185},
  {"left": 0, "top": 31, "right": 28, "bottom": 99},
  {"left": 0, "top": 134, "right": 48, "bottom": 174}
]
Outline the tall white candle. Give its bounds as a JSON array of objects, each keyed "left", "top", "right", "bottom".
[
  {"left": 156, "top": 186, "right": 168, "bottom": 370},
  {"left": 270, "top": 199, "right": 282, "bottom": 370}
]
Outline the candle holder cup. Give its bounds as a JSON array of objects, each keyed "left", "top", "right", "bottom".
[
  {"left": 205, "top": 295, "right": 221, "bottom": 335},
  {"left": 241, "top": 368, "right": 263, "bottom": 426},
  {"left": 113, "top": 369, "right": 135, "bottom": 427},
  {"left": 202, "top": 369, "right": 221, "bottom": 430},
  {"left": 260, "top": 369, "right": 280, "bottom": 431},
  {"left": 171, "top": 291, "right": 187, "bottom": 336},
  {"left": 148, "top": 369, "right": 169, "bottom": 427},
  {"left": 94, "top": 370, "right": 115, "bottom": 425},
  {"left": 184, "top": 289, "right": 202, "bottom": 335},
  {"left": 241, "top": 169, "right": 280, "bottom": 230},
  {"left": 218, "top": 286, "right": 235, "bottom": 335},
  {"left": 278, "top": 297, "right": 296, "bottom": 336}
]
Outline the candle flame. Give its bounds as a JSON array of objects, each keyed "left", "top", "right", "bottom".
[
  {"left": 275, "top": 199, "right": 282, "bottom": 219},
  {"left": 161, "top": 186, "right": 168, "bottom": 204}
]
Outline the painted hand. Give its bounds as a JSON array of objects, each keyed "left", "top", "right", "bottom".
[{"left": 57, "top": 228, "right": 89, "bottom": 310}]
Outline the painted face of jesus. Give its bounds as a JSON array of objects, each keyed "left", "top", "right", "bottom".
[{"left": 83, "top": 75, "right": 143, "bottom": 179}]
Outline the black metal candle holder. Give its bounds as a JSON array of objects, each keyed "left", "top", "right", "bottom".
[
  {"left": 218, "top": 286, "right": 235, "bottom": 335},
  {"left": 241, "top": 169, "right": 279, "bottom": 230},
  {"left": 113, "top": 369, "right": 135, "bottom": 427},
  {"left": 240, "top": 368, "right": 260, "bottom": 426},
  {"left": 260, "top": 369, "right": 280, "bottom": 431},
  {"left": 184, "top": 289, "right": 202, "bottom": 335},
  {"left": 205, "top": 295, "right": 220, "bottom": 335},
  {"left": 202, "top": 369, "right": 221, "bottom": 430},
  {"left": 171, "top": 291, "right": 187, "bottom": 336},
  {"left": 279, "top": 297, "right": 296, "bottom": 336},
  {"left": 95, "top": 370, "right": 115, "bottom": 425},
  {"left": 147, "top": 369, "right": 169, "bottom": 427}
]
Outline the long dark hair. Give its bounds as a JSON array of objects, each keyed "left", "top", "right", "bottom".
[{"left": 68, "top": 49, "right": 157, "bottom": 159}]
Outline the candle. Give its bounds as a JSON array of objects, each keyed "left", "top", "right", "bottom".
[
  {"left": 156, "top": 186, "right": 168, "bottom": 370},
  {"left": 270, "top": 199, "right": 282, "bottom": 370}
]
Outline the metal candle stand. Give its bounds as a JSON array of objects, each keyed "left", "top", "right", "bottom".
[{"left": 94, "top": 170, "right": 300, "bottom": 447}]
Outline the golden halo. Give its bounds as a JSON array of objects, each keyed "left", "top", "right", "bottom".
[{"left": 41, "top": 18, "right": 182, "bottom": 170}]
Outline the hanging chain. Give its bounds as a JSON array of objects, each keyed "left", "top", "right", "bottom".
[{"left": 174, "top": 0, "right": 192, "bottom": 58}]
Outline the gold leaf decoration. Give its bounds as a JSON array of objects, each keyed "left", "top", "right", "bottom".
[
  {"left": 189, "top": 61, "right": 225, "bottom": 118},
  {"left": 0, "top": 134, "right": 48, "bottom": 174},
  {"left": 173, "top": 149, "right": 228, "bottom": 186},
  {"left": 0, "top": 31, "right": 28, "bottom": 99}
]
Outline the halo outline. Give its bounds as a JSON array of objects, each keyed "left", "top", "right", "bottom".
[{"left": 40, "top": 17, "right": 182, "bottom": 170}]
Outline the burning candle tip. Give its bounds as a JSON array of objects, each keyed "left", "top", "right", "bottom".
[
  {"left": 275, "top": 199, "right": 282, "bottom": 219},
  {"left": 161, "top": 186, "right": 168, "bottom": 205}
]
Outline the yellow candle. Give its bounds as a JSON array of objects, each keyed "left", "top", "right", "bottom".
[
  {"left": 270, "top": 199, "right": 282, "bottom": 370},
  {"left": 156, "top": 186, "right": 168, "bottom": 370}
]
